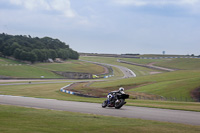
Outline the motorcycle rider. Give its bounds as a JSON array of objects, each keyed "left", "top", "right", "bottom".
[{"left": 107, "top": 87, "right": 125, "bottom": 105}]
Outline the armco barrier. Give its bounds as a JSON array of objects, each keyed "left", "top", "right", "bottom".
[
  {"left": 140, "top": 56, "right": 200, "bottom": 59},
  {"left": 60, "top": 83, "right": 99, "bottom": 98},
  {"left": 60, "top": 83, "right": 75, "bottom": 95}
]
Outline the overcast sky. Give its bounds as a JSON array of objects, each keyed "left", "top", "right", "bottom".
[{"left": 0, "top": 0, "right": 200, "bottom": 55}]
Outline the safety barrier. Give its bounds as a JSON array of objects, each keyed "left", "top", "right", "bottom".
[
  {"left": 140, "top": 56, "right": 200, "bottom": 59},
  {"left": 60, "top": 83, "right": 99, "bottom": 98},
  {"left": 60, "top": 84, "right": 75, "bottom": 95}
]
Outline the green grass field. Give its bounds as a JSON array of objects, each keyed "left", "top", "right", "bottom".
[
  {"left": 0, "top": 64, "right": 63, "bottom": 78},
  {"left": 120, "top": 58, "right": 164, "bottom": 65},
  {"left": 90, "top": 70, "right": 200, "bottom": 101},
  {"left": 34, "top": 60, "right": 105, "bottom": 74},
  {"left": 80, "top": 56, "right": 200, "bottom": 102},
  {"left": 0, "top": 57, "right": 106, "bottom": 78},
  {"left": 1, "top": 56, "right": 200, "bottom": 108},
  {"left": 1, "top": 105, "right": 200, "bottom": 133},
  {"left": 1, "top": 55, "right": 200, "bottom": 132},
  {"left": 0, "top": 57, "right": 25, "bottom": 65},
  {"left": 120, "top": 57, "right": 200, "bottom": 70},
  {"left": 156, "top": 58, "right": 200, "bottom": 70},
  {"left": 1, "top": 56, "right": 199, "bottom": 103}
]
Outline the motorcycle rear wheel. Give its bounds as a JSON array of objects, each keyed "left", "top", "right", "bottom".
[{"left": 115, "top": 99, "right": 124, "bottom": 109}]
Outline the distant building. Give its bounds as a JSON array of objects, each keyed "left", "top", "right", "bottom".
[
  {"left": 47, "top": 58, "right": 54, "bottom": 63},
  {"left": 162, "top": 51, "right": 165, "bottom": 55},
  {"left": 55, "top": 58, "right": 63, "bottom": 63}
]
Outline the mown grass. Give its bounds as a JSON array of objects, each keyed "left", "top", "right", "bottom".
[
  {"left": 156, "top": 58, "right": 200, "bottom": 70},
  {"left": 91, "top": 70, "right": 200, "bottom": 88},
  {"left": 0, "top": 82, "right": 200, "bottom": 111},
  {"left": 121, "top": 58, "right": 164, "bottom": 65},
  {"left": 90, "top": 70, "right": 200, "bottom": 101},
  {"left": 0, "top": 65, "right": 63, "bottom": 78},
  {"left": 35, "top": 60, "right": 105, "bottom": 74},
  {"left": 127, "top": 100, "right": 200, "bottom": 112},
  {"left": 0, "top": 82, "right": 103, "bottom": 103},
  {"left": 0, "top": 57, "right": 106, "bottom": 78},
  {"left": 121, "top": 57, "right": 200, "bottom": 70},
  {"left": 1, "top": 56, "right": 200, "bottom": 110},
  {"left": 81, "top": 56, "right": 200, "bottom": 102},
  {"left": 0, "top": 57, "right": 25, "bottom": 65},
  {"left": 1, "top": 105, "right": 200, "bottom": 133},
  {"left": 131, "top": 76, "right": 200, "bottom": 100}
]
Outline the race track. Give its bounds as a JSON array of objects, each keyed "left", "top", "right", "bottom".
[
  {"left": 0, "top": 95, "right": 200, "bottom": 126},
  {"left": 0, "top": 60, "right": 136, "bottom": 86},
  {"left": 0, "top": 61, "right": 199, "bottom": 126}
]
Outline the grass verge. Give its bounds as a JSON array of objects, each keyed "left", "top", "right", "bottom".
[
  {"left": 90, "top": 70, "right": 200, "bottom": 101},
  {"left": 126, "top": 99, "right": 200, "bottom": 112},
  {"left": 0, "top": 105, "right": 200, "bottom": 133},
  {"left": 0, "top": 57, "right": 107, "bottom": 78}
]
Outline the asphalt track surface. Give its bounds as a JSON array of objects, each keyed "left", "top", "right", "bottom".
[
  {"left": 0, "top": 95, "right": 200, "bottom": 126},
  {"left": 80, "top": 59, "right": 136, "bottom": 78}
]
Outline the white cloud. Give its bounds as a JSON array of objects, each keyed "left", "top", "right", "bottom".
[
  {"left": 114, "top": 0, "right": 147, "bottom": 6},
  {"left": 181, "top": 0, "right": 199, "bottom": 5},
  {"left": 112, "top": 0, "right": 200, "bottom": 6},
  {"left": 9, "top": 0, "right": 76, "bottom": 17},
  {"left": 112, "top": 0, "right": 200, "bottom": 14}
]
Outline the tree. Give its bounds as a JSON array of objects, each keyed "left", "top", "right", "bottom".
[
  {"left": 29, "top": 52, "right": 37, "bottom": 63},
  {"left": 32, "top": 49, "right": 43, "bottom": 61},
  {"left": 0, "top": 33, "right": 79, "bottom": 62},
  {"left": 58, "top": 49, "right": 69, "bottom": 60},
  {"left": 10, "top": 42, "right": 21, "bottom": 54},
  {"left": 49, "top": 49, "right": 58, "bottom": 60},
  {"left": 2, "top": 44, "right": 11, "bottom": 56},
  {"left": 19, "top": 50, "right": 28, "bottom": 60},
  {"left": 69, "top": 49, "right": 79, "bottom": 60},
  {"left": 14, "top": 48, "right": 22, "bottom": 59}
]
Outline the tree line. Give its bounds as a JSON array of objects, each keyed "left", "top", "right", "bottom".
[{"left": 0, "top": 33, "right": 79, "bottom": 63}]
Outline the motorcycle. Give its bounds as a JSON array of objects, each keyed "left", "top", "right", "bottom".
[{"left": 102, "top": 93, "right": 129, "bottom": 109}]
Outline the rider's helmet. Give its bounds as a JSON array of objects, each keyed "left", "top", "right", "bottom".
[
  {"left": 119, "top": 87, "right": 124, "bottom": 92},
  {"left": 107, "top": 93, "right": 112, "bottom": 99}
]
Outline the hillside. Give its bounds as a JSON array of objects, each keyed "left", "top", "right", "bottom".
[
  {"left": 0, "top": 33, "right": 79, "bottom": 63},
  {"left": 0, "top": 57, "right": 105, "bottom": 78},
  {"left": 80, "top": 56, "right": 200, "bottom": 102}
]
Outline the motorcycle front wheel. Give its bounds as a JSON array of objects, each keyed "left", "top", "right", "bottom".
[
  {"left": 102, "top": 100, "right": 107, "bottom": 108},
  {"left": 115, "top": 99, "right": 124, "bottom": 109}
]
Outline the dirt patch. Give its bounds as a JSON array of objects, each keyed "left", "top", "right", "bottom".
[
  {"left": 147, "top": 62, "right": 157, "bottom": 66},
  {"left": 63, "top": 82, "right": 161, "bottom": 99}
]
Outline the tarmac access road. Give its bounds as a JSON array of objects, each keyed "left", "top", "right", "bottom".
[{"left": 0, "top": 95, "right": 200, "bottom": 126}]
